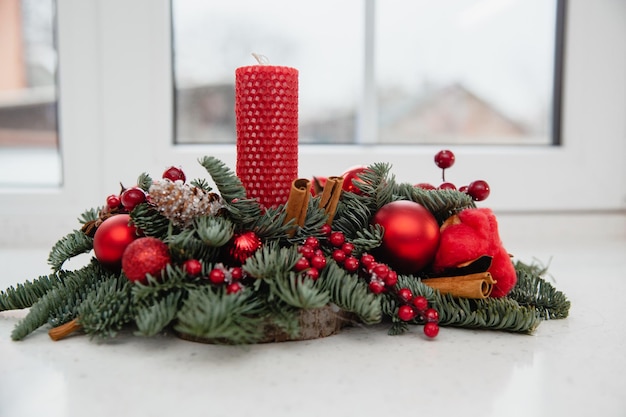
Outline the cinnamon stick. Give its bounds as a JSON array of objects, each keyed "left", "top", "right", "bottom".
[
  {"left": 318, "top": 176, "right": 344, "bottom": 225},
  {"left": 49, "top": 318, "right": 82, "bottom": 341},
  {"left": 422, "top": 272, "right": 496, "bottom": 299},
  {"left": 284, "top": 178, "right": 311, "bottom": 236}
]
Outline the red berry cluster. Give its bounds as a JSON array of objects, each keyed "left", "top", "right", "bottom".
[
  {"left": 396, "top": 288, "right": 440, "bottom": 338},
  {"left": 105, "top": 166, "right": 186, "bottom": 213},
  {"left": 416, "top": 150, "right": 490, "bottom": 202},
  {"left": 294, "top": 236, "right": 328, "bottom": 280},
  {"left": 184, "top": 258, "right": 244, "bottom": 294}
]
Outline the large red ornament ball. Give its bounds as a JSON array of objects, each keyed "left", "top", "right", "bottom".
[
  {"left": 121, "top": 237, "right": 171, "bottom": 283},
  {"left": 93, "top": 214, "right": 138, "bottom": 268},
  {"left": 371, "top": 200, "right": 440, "bottom": 274}
]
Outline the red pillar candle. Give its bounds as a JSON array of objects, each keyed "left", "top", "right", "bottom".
[{"left": 235, "top": 62, "right": 299, "bottom": 210}]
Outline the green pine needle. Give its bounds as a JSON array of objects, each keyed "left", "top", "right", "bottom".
[
  {"left": 134, "top": 291, "right": 183, "bottom": 337},
  {"left": 77, "top": 275, "right": 133, "bottom": 339},
  {"left": 0, "top": 273, "right": 63, "bottom": 311}
]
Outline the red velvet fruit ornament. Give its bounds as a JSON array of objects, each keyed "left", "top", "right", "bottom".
[
  {"left": 371, "top": 200, "right": 440, "bottom": 274},
  {"left": 121, "top": 237, "right": 171, "bottom": 283},
  {"left": 93, "top": 214, "right": 137, "bottom": 268}
]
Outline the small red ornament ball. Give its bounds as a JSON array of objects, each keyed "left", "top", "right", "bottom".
[
  {"left": 121, "top": 237, "right": 170, "bottom": 283},
  {"left": 162, "top": 166, "right": 186, "bottom": 183},
  {"left": 371, "top": 200, "right": 440, "bottom": 274},
  {"left": 93, "top": 214, "right": 138, "bottom": 268},
  {"left": 341, "top": 166, "right": 369, "bottom": 195},
  {"left": 467, "top": 180, "right": 490, "bottom": 201},
  {"left": 229, "top": 231, "right": 262, "bottom": 264},
  {"left": 434, "top": 150, "right": 455, "bottom": 169}
]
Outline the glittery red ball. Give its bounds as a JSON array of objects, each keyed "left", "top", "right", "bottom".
[
  {"left": 229, "top": 231, "right": 262, "bottom": 264},
  {"left": 121, "top": 237, "right": 170, "bottom": 283},
  {"left": 93, "top": 214, "right": 137, "bottom": 268}
]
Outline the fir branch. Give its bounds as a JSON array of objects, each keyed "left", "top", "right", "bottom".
[
  {"left": 359, "top": 162, "right": 397, "bottom": 210},
  {"left": 193, "top": 215, "right": 234, "bottom": 247},
  {"left": 332, "top": 192, "right": 374, "bottom": 239},
  {"left": 267, "top": 272, "right": 330, "bottom": 309},
  {"left": 224, "top": 198, "right": 264, "bottom": 229},
  {"left": 78, "top": 207, "right": 100, "bottom": 224},
  {"left": 509, "top": 261, "right": 571, "bottom": 320},
  {"left": 166, "top": 229, "right": 222, "bottom": 263},
  {"left": 350, "top": 224, "right": 384, "bottom": 256},
  {"left": 130, "top": 204, "right": 172, "bottom": 239},
  {"left": 131, "top": 265, "right": 194, "bottom": 304},
  {"left": 134, "top": 291, "right": 183, "bottom": 337},
  {"left": 317, "top": 261, "right": 382, "bottom": 325},
  {"left": 77, "top": 275, "right": 133, "bottom": 339},
  {"left": 246, "top": 206, "right": 291, "bottom": 241},
  {"left": 175, "top": 286, "right": 266, "bottom": 344},
  {"left": 136, "top": 172, "right": 153, "bottom": 192},
  {"left": 401, "top": 186, "right": 475, "bottom": 224},
  {"left": 198, "top": 156, "right": 247, "bottom": 202},
  {"left": 0, "top": 273, "right": 63, "bottom": 311},
  {"left": 243, "top": 241, "right": 299, "bottom": 280},
  {"left": 11, "top": 260, "right": 106, "bottom": 340},
  {"left": 190, "top": 178, "right": 213, "bottom": 193},
  {"left": 47, "top": 230, "right": 93, "bottom": 272}
]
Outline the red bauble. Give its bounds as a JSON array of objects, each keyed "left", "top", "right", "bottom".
[
  {"left": 93, "top": 214, "right": 138, "bottom": 268},
  {"left": 371, "top": 200, "right": 440, "bottom": 274},
  {"left": 229, "top": 231, "right": 262, "bottom": 264},
  {"left": 341, "top": 166, "right": 369, "bottom": 195},
  {"left": 121, "top": 237, "right": 170, "bottom": 283}
]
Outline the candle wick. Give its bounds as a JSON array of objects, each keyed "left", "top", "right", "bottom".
[{"left": 251, "top": 53, "right": 270, "bottom": 65}]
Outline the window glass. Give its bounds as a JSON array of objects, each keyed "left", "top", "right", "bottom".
[
  {"left": 173, "top": 0, "right": 560, "bottom": 147},
  {"left": 376, "top": 0, "right": 559, "bottom": 145},
  {"left": 172, "top": 0, "right": 363, "bottom": 144},
  {"left": 0, "top": 0, "right": 60, "bottom": 187}
]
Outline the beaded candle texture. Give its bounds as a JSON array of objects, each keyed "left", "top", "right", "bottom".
[{"left": 235, "top": 60, "right": 299, "bottom": 209}]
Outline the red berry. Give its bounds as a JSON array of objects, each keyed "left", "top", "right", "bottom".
[
  {"left": 434, "top": 150, "right": 455, "bottom": 169},
  {"left": 412, "top": 296, "right": 429, "bottom": 313},
  {"left": 294, "top": 257, "right": 310, "bottom": 272},
  {"left": 226, "top": 282, "right": 243, "bottom": 294},
  {"left": 343, "top": 256, "right": 359, "bottom": 273},
  {"left": 310, "top": 254, "right": 327, "bottom": 270},
  {"left": 320, "top": 224, "right": 332, "bottom": 236},
  {"left": 423, "top": 308, "right": 439, "bottom": 323},
  {"left": 398, "top": 305, "right": 416, "bottom": 321},
  {"left": 120, "top": 187, "right": 147, "bottom": 211},
  {"left": 329, "top": 231, "right": 346, "bottom": 247},
  {"left": 106, "top": 194, "right": 121, "bottom": 210},
  {"left": 371, "top": 263, "right": 389, "bottom": 280},
  {"left": 397, "top": 288, "right": 413, "bottom": 303},
  {"left": 208, "top": 268, "right": 226, "bottom": 284},
  {"left": 360, "top": 254, "right": 376, "bottom": 270},
  {"left": 467, "top": 180, "right": 490, "bottom": 201},
  {"left": 438, "top": 182, "right": 457, "bottom": 190},
  {"left": 423, "top": 322, "right": 439, "bottom": 338},
  {"left": 368, "top": 280, "right": 385, "bottom": 294},
  {"left": 230, "top": 267, "right": 243, "bottom": 281},
  {"left": 459, "top": 185, "right": 469, "bottom": 193},
  {"left": 184, "top": 259, "right": 202, "bottom": 276},
  {"left": 298, "top": 245, "right": 315, "bottom": 259},
  {"left": 341, "top": 242, "right": 355, "bottom": 255},
  {"left": 305, "top": 268, "right": 320, "bottom": 280},
  {"left": 304, "top": 236, "right": 320, "bottom": 249},
  {"left": 384, "top": 270, "right": 398, "bottom": 287},
  {"left": 332, "top": 249, "right": 347, "bottom": 263},
  {"left": 162, "top": 166, "right": 186, "bottom": 183},
  {"left": 415, "top": 183, "right": 436, "bottom": 190}
]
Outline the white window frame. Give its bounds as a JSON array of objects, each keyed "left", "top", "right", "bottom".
[{"left": 1, "top": 0, "right": 624, "bottom": 247}]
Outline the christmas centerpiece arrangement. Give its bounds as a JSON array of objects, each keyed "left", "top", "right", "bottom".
[{"left": 0, "top": 60, "right": 570, "bottom": 344}]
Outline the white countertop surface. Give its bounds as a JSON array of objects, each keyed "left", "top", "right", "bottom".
[{"left": 2, "top": 227, "right": 625, "bottom": 417}]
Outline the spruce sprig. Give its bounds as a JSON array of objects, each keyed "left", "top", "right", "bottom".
[
  {"left": 175, "top": 286, "right": 266, "bottom": 344},
  {"left": 11, "top": 260, "right": 107, "bottom": 340},
  {"left": 0, "top": 273, "right": 63, "bottom": 311},
  {"left": 77, "top": 275, "right": 133, "bottom": 339},
  {"left": 318, "top": 261, "right": 382, "bottom": 325},
  {"left": 47, "top": 230, "right": 94, "bottom": 272},
  {"left": 134, "top": 291, "right": 183, "bottom": 337}
]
